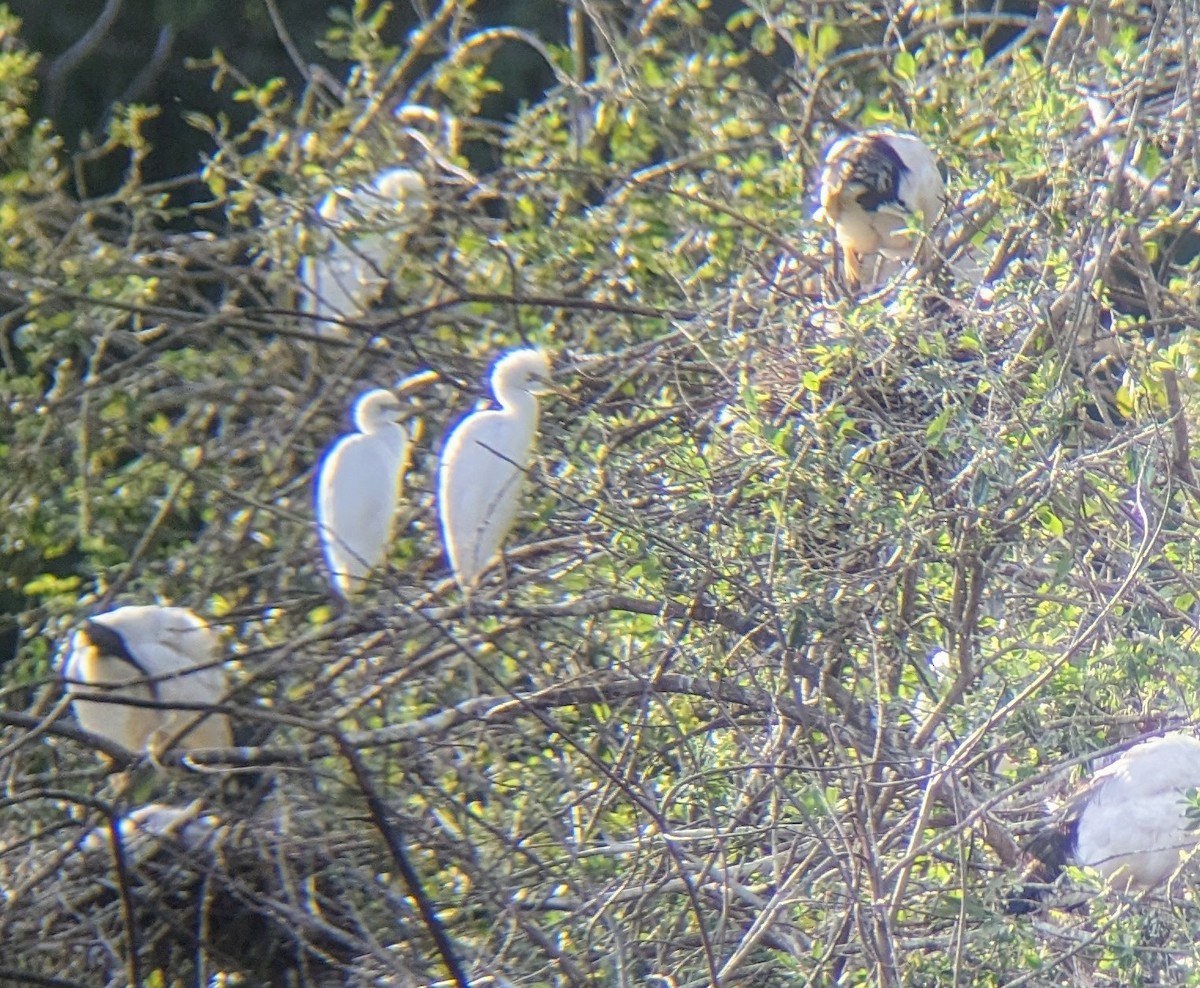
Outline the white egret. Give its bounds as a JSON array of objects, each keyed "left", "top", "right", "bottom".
[
  {"left": 315, "top": 372, "right": 435, "bottom": 596},
  {"left": 1009, "top": 732, "right": 1200, "bottom": 911},
  {"left": 816, "top": 130, "right": 944, "bottom": 290},
  {"left": 438, "top": 348, "right": 552, "bottom": 593},
  {"left": 299, "top": 167, "right": 427, "bottom": 337},
  {"left": 61, "top": 605, "right": 232, "bottom": 753}
]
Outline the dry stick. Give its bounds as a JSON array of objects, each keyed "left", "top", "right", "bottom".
[
  {"left": 99, "top": 469, "right": 191, "bottom": 606},
  {"left": 263, "top": 0, "right": 314, "bottom": 94},
  {"left": 2, "top": 671, "right": 833, "bottom": 771},
  {"left": 0, "top": 695, "right": 79, "bottom": 761},
  {"left": 102, "top": 806, "right": 145, "bottom": 988},
  {"left": 332, "top": 731, "right": 469, "bottom": 988},
  {"left": 330, "top": 0, "right": 459, "bottom": 160},
  {"left": 32, "top": 282, "right": 694, "bottom": 341},
  {"left": 0, "top": 970, "right": 91, "bottom": 987},
  {"left": 400, "top": 622, "right": 728, "bottom": 986},
  {"left": 44, "top": 0, "right": 124, "bottom": 114}
]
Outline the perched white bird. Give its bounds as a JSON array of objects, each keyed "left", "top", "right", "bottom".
[
  {"left": 61, "top": 605, "right": 232, "bottom": 753},
  {"left": 299, "top": 167, "right": 427, "bottom": 337},
  {"left": 438, "top": 348, "right": 552, "bottom": 593},
  {"left": 79, "top": 801, "right": 223, "bottom": 857},
  {"left": 816, "top": 130, "right": 945, "bottom": 289},
  {"left": 1009, "top": 732, "right": 1200, "bottom": 911},
  {"left": 315, "top": 378, "right": 431, "bottom": 597}
]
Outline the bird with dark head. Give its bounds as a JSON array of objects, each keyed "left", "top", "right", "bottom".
[
  {"left": 61, "top": 605, "right": 233, "bottom": 755},
  {"left": 816, "top": 129, "right": 945, "bottom": 291},
  {"left": 1008, "top": 732, "right": 1200, "bottom": 914}
]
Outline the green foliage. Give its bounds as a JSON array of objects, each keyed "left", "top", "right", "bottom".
[{"left": 6, "top": 0, "right": 1200, "bottom": 985}]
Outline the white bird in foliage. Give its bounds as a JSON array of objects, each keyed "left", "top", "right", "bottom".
[
  {"left": 315, "top": 372, "right": 436, "bottom": 597},
  {"left": 299, "top": 167, "right": 428, "bottom": 337},
  {"left": 816, "top": 130, "right": 945, "bottom": 290},
  {"left": 1009, "top": 732, "right": 1200, "bottom": 912},
  {"left": 61, "top": 606, "right": 232, "bottom": 754},
  {"left": 438, "top": 348, "right": 552, "bottom": 594},
  {"left": 79, "top": 800, "right": 223, "bottom": 857}
]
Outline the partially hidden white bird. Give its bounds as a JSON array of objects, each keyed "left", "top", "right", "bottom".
[
  {"left": 61, "top": 605, "right": 233, "bottom": 754},
  {"left": 816, "top": 129, "right": 945, "bottom": 290},
  {"left": 315, "top": 372, "right": 435, "bottom": 597},
  {"left": 299, "top": 167, "right": 428, "bottom": 337},
  {"left": 79, "top": 800, "right": 223, "bottom": 857},
  {"left": 438, "top": 348, "right": 552, "bottom": 594},
  {"left": 1009, "top": 732, "right": 1200, "bottom": 912}
]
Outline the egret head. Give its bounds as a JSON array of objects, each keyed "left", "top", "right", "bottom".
[
  {"left": 492, "top": 348, "right": 552, "bottom": 398},
  {"left": 394, "top": 368, "right": 440, "bottom": 395},
  {"left": 352, "top": 388, "right": 406, "bottom": 433}
]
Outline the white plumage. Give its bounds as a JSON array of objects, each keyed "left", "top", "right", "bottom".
[
  {"left": 79, "top": 801, "right": 222, "bottom": 857},
  {"left": 1011, "top": 733, "right": 1200, "bottom": 911},
  {"left": 1072, "top": 733, "right": 1200, "bottom": 889},
  {"left": 315, "top": 387, "right": 415, "bottom": 597},
  {"left": 61, "top": 605, "right": 232, "bottom": 753},
  {"left": 816, "top": 130, "right": 945, "bottom": 289},
  {"left": 299, "top": 167, "right": 427, "bottom": 337},
  {"left": 437, "top": 348, "right": 551, "bottom": 593}
]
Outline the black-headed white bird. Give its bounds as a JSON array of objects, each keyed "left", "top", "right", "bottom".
[
  {"left": 1009, "top": 732, "right": 1200, "bottom": 912},
  {"left": 61, "top": 605, "right": 233, "bottom": 753},
  {"left": 437, "top": 348, "right": 552, "bottom": 594},
  {"left": 816, "top": 130, "right": 945, "bottom": 290}
]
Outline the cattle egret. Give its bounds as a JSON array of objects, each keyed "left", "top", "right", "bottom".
[
  {"left": 61, "top": 605, "right": 233, "bottom": 753},
  {"left": 299, "top": 167, "right": 427, "bottom": 337},
  {"left": 315, "top": 373, "right": 435, "bottom": 596},
  {"left": 1009, "top": 732, "right": 1200, "bottom": 912},
  {"left": 816, "top": 130, "right": 945, "bottom": 289},
  {"left": 438, "top": 348, "right": 552, "bottom": 593}
]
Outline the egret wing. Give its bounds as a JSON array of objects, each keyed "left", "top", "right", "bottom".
[
  {"left": 316, "top": 430, "right": 409, "bottom": 595},
  {"left": 439, "top": 410, "right": 534, "bottom": 590}
]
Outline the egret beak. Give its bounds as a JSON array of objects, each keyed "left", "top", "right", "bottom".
[{"left": 394, "top": 369, "right": 440, "bottom": 394}]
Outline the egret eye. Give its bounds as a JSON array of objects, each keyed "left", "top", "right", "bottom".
[
  {"left": 315, "top": 382, "right": 431, "bottom": 597},
  {"left": 437, "top": 348, "right": 553, "bottom": 594},
  {"left": 60, "top": 605, "right": 232, "bottom": 754}
]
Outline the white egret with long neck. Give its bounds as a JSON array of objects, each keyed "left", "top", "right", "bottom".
[
  {"left": 437, "top": 348, "right": 552, "bottom": 593},
  {"left": 315, "top": 371, "right": 435, "bottom": 596}
]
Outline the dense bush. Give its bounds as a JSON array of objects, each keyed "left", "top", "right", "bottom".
[{"left": 5, "top": 1, "right": 1200, "bottom": 985}]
